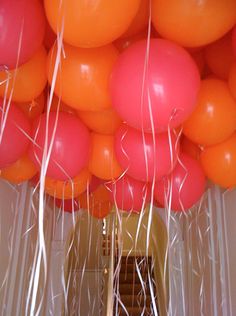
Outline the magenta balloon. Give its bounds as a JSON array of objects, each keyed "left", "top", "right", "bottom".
[
  {"left": 154, "top": 153, "right": 206, "bottom": 212},
  {"left": 109, "top": 175, "right": 150, "bottom": 212},
  {"left": 110, "top": 39, "right": 200, "bottom": 132},
  {"left": 115, "top": 124, "right": 179, "bottom": 182},
  {"left": 0, "top": 101, "right": 31, "bottom": 168},
  {"left": 29, "top": 112, "right": 90, "bottom": 181},
  {"left": 0, "top": 0, "right": 46, "bottom": 69}
]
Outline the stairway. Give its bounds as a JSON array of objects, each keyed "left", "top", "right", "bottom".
[{"left": 113, "top": 256, "right": 158, "bottom": 316}]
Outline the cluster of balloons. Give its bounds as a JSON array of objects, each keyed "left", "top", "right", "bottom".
[{"left": 1, "top": 0, "right": 236, "bottom": 215}]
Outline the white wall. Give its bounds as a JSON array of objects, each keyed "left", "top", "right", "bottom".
[{"left": 1, "top": 180, "right": 236, "bottom": 316}]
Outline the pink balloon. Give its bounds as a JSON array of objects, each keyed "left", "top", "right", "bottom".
[
  {"left": 155, "top": 153, "right": 206, "bottom": 212},
  {"left": 0, "top": 101, "right": 31, "bottom": 168},
  {"left": 115, "top": 124, "right": 179, "bottom": 182},
  {"left": 0, "top": 0, "right": 46, "bottom": 69},
  {"left": 109, "top": 174, "right": 150, "bottom": 212},
  {"left": 110, "top": 39, "right": 200, "bottom": 132},
  {"left": 54, "top": 198, "right": 80, "bottom": 213},
  {"left": 29, "top": 112, "right": 90, "bottom": 181}
]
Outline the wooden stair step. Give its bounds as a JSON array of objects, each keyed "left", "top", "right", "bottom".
[
  {"left": 119, "top": 263, "right": 135, "bottom": 273},
  {"left": 119, "top": 284, "right": 150, "bottom": 295},
  {"left": 119, "top": 256, "right": 151, "bottom": 262},
  {"left": 119, "top": 272, "right": 148, "bottom": 283},
  {"left": 119, "top": 294, "right": 152, "bottom": 307},
  {"left": 117, "top": 306, "right": 152, "bottom": 316},
  {"left": 119, "top": 264, "right": 153, "bottom": 274}
]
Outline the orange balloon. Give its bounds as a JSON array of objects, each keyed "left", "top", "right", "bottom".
[
  {"left": 45, "top": 168, "right": 91, "bottom": 199},
  {"left": 47, "top": 43, "right": 119, "bottom": 111},
  {"left": 89, "top": 199, "right": 112, "bottom": 219},
  {"left": 228, "top": 63, "right": 236, "bottom": 100},
  {"left": 16, "top": 92, "right": 45, "bottom": 120},
  {"left": 76, "top": 184, "right": 112, "bottom": 218},
  {"left": 77, "top": 108, "right": 122, "bottom": 135},
  {"left": 152, "top": 0, "right": 236, "bottom": 47},
  {"left": 89, "top": 185, "right": 112, "bottom": 219},
  {"left": 0, "top": 47, "right": 47, "bottom": 102},
  {"left": 183, "top": 79, "right": 236, "bottom": 146},
  {"left": 204, "top": 32, "right": 235, "bottom": 80},
  {"left": 44, "top": 0, "right": 141, "bottom": 47},
  {"left": 121, "top": 0, "right": 149, "bottom": 38},
  {"left": 89, "top": 133, "right": 123, "bottom": 180},
  {"left": 91, "top": 184, "right": 111, "bottom": 202},
  {"left": 77, "top": 191, "right": 89, "bottom": 209},
  {"left": 201, "top": 133, "right": 236, "bottom": 188},
  {"left": 181, "top": 136, "right": 202, "bottom": 160},
  {"left": 0, "top": 153, "right": 38, "bottom": 184}
]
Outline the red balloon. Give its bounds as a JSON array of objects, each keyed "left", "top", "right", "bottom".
[
  {"left": 0, "top": 101, "right": 31, "bottom": 168},
  {"left": 109, "top": 174, "right": 150, "bottom": 212},
  {"left": 232, "top": 25, "right": 236, "bottom": 58},
  {"left": 54, "top": 198, "right": 80, "bottom": 213},
  {"left": 29, "top": 112, "right": 90, "bottom": 181},
  {"left": 89, "top": 176, "right": 104, "bottom": 193},
  {"left": 115, "top": 124, "right": 179, "bottom": 182},
  {"left": 0, "top": 0, "right": 46, "bottom": 69},
  {"left": 44, "top": 20, "right": 56, "bottom": 51},
  {"left": 110, "top": 39, "right": 200, "bottom": 132},
  {"left": 155, "top": 154, "right": 206, "bottom": 212}
]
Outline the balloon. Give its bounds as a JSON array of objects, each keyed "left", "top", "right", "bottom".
[
  {"left": 29, "top": 112, "right": 90, "bottom": 180},
  {"left": 114, "top": 30, "right": 149, "bottom": 52},
  {"left": 77, "top": 108, "right": 122, "bottom": 135},
  {"left": 110, "top": 39, "right": 200, "bottom": 132},
  {"left": 0, "top": 153, "right": 37, "bottom": 184},
  {"left": 109, "top": 174, "right": 150, "bottom": 212},
  {"left": 30, "top": 173, "right": 39, "bottom": 188},
  {"left": 44, "top": 21, "right": 56, "bottom": 51},
  {"left": 189, "top": 49, "right": 205, "bottom": 77},
  {"left": 88, "top": 185, "right": 112, "bottom": 219},
  {"left": 89, "top": 133, "right": 123, "bottom": 180},
  {"left": 232, "top": 26, "right": 236, "bottom": 58},
  {"left": 44, "top": 0, "right": 141, "bottom": 47},
  {"left": 121, "top": 0, "right": 149, "bottom": 39},
  {"left": 45, "top": 169, "right": 91, "bottom": 199},
  {"left": 228, "top": 63, "right": 236, "bottom": 100},
  {"left": 152, "top": 0, "right": 236, "bottom": 47},
  {"left": 205, "top": 32, "right": 235, "bottom": 80},
  {"left": 47, "top": 43, "right": 118, "bottom": 111},
  {"left": 115, "top": 124, "right": 179, "bottom": 182},
  {"left": 0, "top": 0, "right": 46, "bottom": 69},
  {"left": 200, "top": 133, "right": 236, "bottom": 188},
  {"left": 77, "top": 191, "right": 89, "bottom": 209},
  {"left": 0, "top": 101, "right": 31, "bottom": 168},
  {"left": 54, "top": 198, "right": 80, "bottom": 213},
  {"left": 183, "top": 79, "right": 236, "bottom": 146},
  {"left": 46, "top": 94, "right": 77, "bottom": 115},
  {"left": 181, "top": 136, "right": 201, "bottom": 161},
  {"left": 0, "top": 47, "right": 47, "bottom": 102},
  {"left": 16, "top": 92, "right": 45, "bottom": 120},
  {"left": 155, "top": 154, "right": 206, "bottom": 212},
  {"left": 89, "top": 176, "right": 104, "bottom": 193}
]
